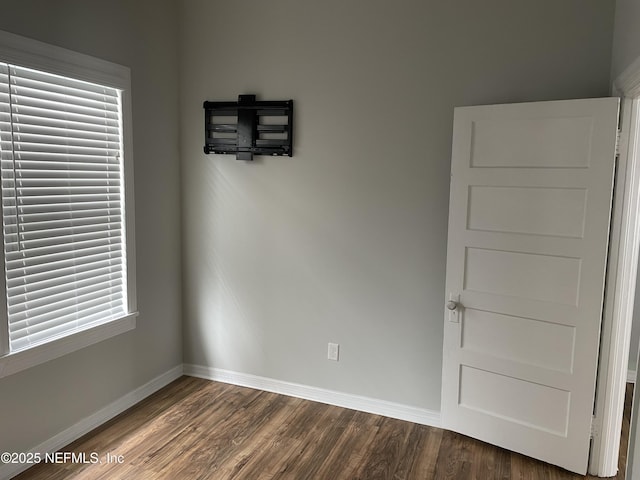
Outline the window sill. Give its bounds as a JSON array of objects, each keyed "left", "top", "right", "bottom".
[{"left": 0, "top": 313, "right": 138, "bottom": 380}]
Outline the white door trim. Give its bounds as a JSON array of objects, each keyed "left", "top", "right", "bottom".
[{"left": 589, "top": 57, "right": 640, "bottom": 477}]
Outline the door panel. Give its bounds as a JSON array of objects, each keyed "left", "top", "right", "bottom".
[
  {"left": 467, "top": 185, "right": 587, "bottom": 238},
  {"left": 441, "top": 98, "right": 619, "bottom": 474},
  {"left": 460, "top": 308, "right": 575, "bottom": 372}
]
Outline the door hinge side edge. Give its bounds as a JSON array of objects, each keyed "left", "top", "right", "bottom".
[{"left": 591, "top": 416, "right": 599, "bottom": 439}]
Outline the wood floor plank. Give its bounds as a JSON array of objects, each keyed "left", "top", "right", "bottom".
[
  {"left": 391, "top": 423, "right": 432, "bottom": 479},
  {"left": 220, "top": 398, "right": 325, "bottom": 480},
  {"left": 165, "top": 391, "right": 293, "bottom": 480},
  {"left": 433, "top": 431, "right": 474, "bottom": 480},
  {"left": 125, "top": 382, "right": 249, "bottom": 471},
  {"left": 312, "top": 410, "right": 383, "bottom": 480},
  {"left": 401, "top": 425, "right": 444, "bottom": 479},
  {"left": 213, "top": 396, "right": 304, "bottom": 479},
  {"left": 11, "top": 377, "right": 632, "bottom": 480},
  {"left": 353, "top": 416, "right": 414, "bottom": 480},
  {"left": 272, "top": 406, "right": 356, "bottom": 480},
  {"left": 469, "top": 435, "right": 510, "bottom": 480}
]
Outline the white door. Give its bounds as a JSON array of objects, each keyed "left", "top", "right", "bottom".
[{"left": 441, "top": 98, "right": 619, "bottom": 475}]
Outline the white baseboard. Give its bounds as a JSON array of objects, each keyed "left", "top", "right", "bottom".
[
  {"left": 629, "top": 369, "right": 637, "bottom": 383},
  {"left": 183, "top": 364, "right": 441, "bottom": 428},
  {"left": 1, "top": 364, "right": 183, "bottom": 480}
]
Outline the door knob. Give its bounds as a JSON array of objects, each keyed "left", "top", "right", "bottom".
[{"left": 446, "top": 293, "right": 461, "bottom": 323}]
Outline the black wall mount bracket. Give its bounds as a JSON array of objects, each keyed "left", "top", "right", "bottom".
[{"left": 204, "top": 94, "right": 293, "bottom": 161}]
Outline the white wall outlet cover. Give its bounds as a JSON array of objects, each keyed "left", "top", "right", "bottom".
[{"left": 328, "top": 343, "right": 339, "bottom": 361}]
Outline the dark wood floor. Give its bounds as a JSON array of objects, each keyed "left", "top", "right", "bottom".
[{"left": 13, "top": 376, "right": 633, "bottom": 480}]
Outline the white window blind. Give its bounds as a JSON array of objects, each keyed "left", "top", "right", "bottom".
[{"left": 0, "top": 62, "right": 127, "bottom": 352}]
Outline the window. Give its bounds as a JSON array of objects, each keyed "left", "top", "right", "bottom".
[{"left": 0, "top": 30, "right": 137, "bottom": 378}]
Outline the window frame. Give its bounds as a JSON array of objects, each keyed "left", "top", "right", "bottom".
[{"left": 0, "top": 30, "right": 137, "bottom": 379}]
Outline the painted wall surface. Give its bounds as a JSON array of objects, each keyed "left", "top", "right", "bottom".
[
  {"left": 180, "top": 0, "right": 614, "bottom": 410},
  {"left": 0, "top": 0, "right": 183, "bottom": 455},
  {"left": 611, "top": 0, "right": 640, "bottom": 81}
]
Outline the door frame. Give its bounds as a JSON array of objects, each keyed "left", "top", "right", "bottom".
[{"left": 589, "top": 56, "right": 640, "bottom": 477}]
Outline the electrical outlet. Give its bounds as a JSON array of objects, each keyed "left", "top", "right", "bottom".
[{"left": 327, "top": 343, "right": 339, "bottom": 361}]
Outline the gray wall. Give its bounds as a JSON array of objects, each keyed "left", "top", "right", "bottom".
[
  {"left": 180, "top": 0, "right": 615, "bottom": 411},
  {"left": 0, "top": 0, "right": 183, "bottom": 455},
  {"left": 612, "top": 0, "right": 640, "bottom": 81}
]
